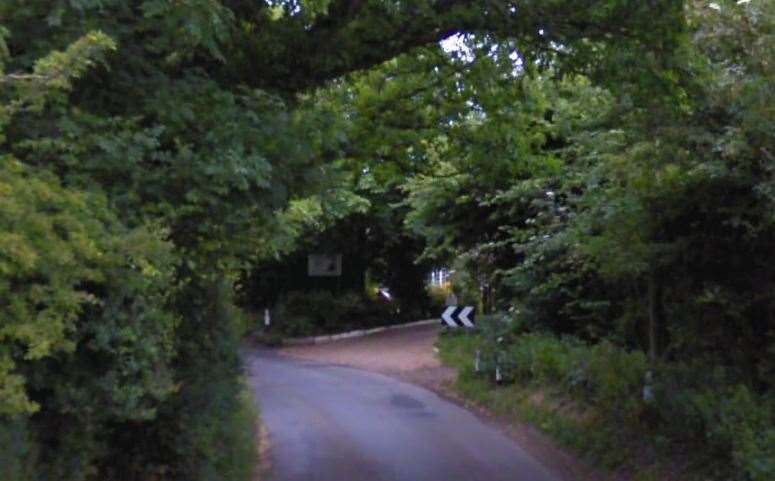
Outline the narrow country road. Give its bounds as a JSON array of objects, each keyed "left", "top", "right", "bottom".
[{"left": 245, "top": 347, "right": 560, "bottom": 481}]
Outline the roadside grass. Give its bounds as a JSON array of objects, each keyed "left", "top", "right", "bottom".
[
  {"left": 436, "top": 332, "right": 679, "bottom": 481},
  {"left": 253, "top": 399, "right": 269, "bottom": 481},
  {"left": 231, "top": 385, "right": 263, "bottom": 481}
]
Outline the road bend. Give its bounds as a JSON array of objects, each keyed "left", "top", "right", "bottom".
[{"left": 246, "top": 350, "right": 560, "bottom": 481}]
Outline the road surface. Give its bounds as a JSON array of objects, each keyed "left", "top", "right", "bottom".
[
  {"left": 279, "top": 322, "right": 454, "bottom": 390},
  {"left": 246, "top": 349, "right": 561, "bottom": 481}
]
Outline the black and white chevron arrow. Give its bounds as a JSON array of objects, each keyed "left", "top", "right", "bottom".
[{"left": 440, "top": 306, "right": 475, "bottom": 328}]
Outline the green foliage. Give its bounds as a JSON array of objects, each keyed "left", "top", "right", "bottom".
[
  {"left": 426, "top": 284, "right": 452, "bottom": 310},
  {"left": 683, "top": 385, "right": 775, "bottom": 481},
  {"left": 270, "top": 289, "right": 396, "bottom": 337},
  {"left": 471, "top": 320, "right": 649, "bottom": 422},
  {"left": 0, "top": 158, "right": 180, "bottom": 479},
  {"left": 403, "top": 4, "right": 775, "bottom": 479},
  {"left": 0, "top": 30, "right": 115, "bottom": 131},
  {"left": 0, "top": 9, "right": 257, "bottom": 481},
  {"left": 0, "top": 158, "right": 177, "bottom": 419},
  {"left": 440, "top": 329, "right": 775, "bottom": 480},
  {"left": 0, "top": 0, "right": 761, "bottom": 480},
  {"left": 0, "top": 417, "right": 35, "bottom": 481},
  {"left": 437, "top": 331, "right": 640, "bottom": 470},
  {"left": 399, "top": 0, "right": 775, "bottom": 365}
]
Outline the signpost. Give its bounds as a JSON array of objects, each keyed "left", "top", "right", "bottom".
[{"left": 440, "top": 305, "right": 476, "bottom": 328}]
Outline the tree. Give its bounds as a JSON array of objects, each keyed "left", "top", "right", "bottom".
[{"left": 0, "top": 1, "right": 691, "bottom": 480}]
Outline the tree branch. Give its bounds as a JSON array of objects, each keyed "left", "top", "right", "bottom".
[{"left": 224, "top": 0, "right": 684, "bottom": 94}]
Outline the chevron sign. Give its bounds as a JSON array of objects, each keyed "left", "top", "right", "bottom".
[{"left": 441, "top": 306, "right": 475, "bottom": 328}]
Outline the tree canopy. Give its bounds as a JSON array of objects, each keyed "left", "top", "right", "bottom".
[{"left": 4, "top": 1, "right": 775, "bottom": 481}]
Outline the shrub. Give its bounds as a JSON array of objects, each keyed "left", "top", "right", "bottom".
[
  {"left": 427, "top": 284, "right": 452, "bottom": 309},
  {"left": 272, "top": 299, "right": 316, "bottom": 337},
  {"left": 270, "top": 289, "right": 397, "bottom": 336},
  {"left": 0, "top": 418, "right": 36, "bottom": 481},
  {"left": 459, "top": 322, "right": 775, "bottom": 481},
  {"left": 676, "top": 385, "right": 775, "bottom": 481},
  {"left": 0, "top": 165, "right": 256, "bottom": 481},
  {"left": 477, "top": 324, "right": 648, "bottom": 419}
]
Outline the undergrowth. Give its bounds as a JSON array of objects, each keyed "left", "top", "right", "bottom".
[{"left": 437, "top": 327, "right": 774, "bottom": 481}]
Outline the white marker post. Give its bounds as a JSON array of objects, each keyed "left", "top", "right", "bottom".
[
  {"left": 264, "top": 308, "right": 271, "bottom": 327},
  {"left": 474, "top": 350, "right": 481, "bottom": 373},
  {"left": 643, "top": 370, "right": 654, "bottom": 403}
]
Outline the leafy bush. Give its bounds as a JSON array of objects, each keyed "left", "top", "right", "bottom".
[
  {"left": 694, "top": 386, "right": 775, "bottom": 481},
  {"left": 656, "top": 379, "right": 775, "bottom": 481},
  {"left": 0, "top": 160, "right": 122, "bottom": 416},
  {"left": 0, "top": 161, "right": 261, "bottom": 481},
  {"left": 485, "top": 332, "right": 648, "bottom": 421},
  {"left": 270, "top": 289, "right": 397, "bottom": 336},
  {"left": 0, "top": 418, "right": 35, "bottom": 481},
  {"left": 452, "top": 322, "right": 775, "bottom": 481},
  {"left": 0, "top": 161, "right": 187, "bottom": 480},
  {"left": 271, "top": 292, "right": 316, "bottom": 337},
  {"left": 427, "top": 284, "right": 452, "bottom": 310}
]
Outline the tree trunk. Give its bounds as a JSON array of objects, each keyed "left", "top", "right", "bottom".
[{"left": 647, "top": 272, "right": 664, "bottom": 364}]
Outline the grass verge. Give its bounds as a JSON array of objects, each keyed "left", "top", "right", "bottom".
[{"left": 436, "top": 332, "right": 684, "bottom": 481}]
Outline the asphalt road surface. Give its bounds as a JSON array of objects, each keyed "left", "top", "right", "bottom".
[{"left": 246, "top": 350, "right": 560, "bottom": 481}]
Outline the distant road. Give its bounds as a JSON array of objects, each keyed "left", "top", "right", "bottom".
[
  {"left": 245, "top": 347, "right": 560, "bottom": 481},
  {"left": 278, "top": 322, "right": 452, "bottom": 389}
]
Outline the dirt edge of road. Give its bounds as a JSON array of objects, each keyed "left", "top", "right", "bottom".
[
  {"left": 254, "top": 419, "right": 272, "bottom": 481},
  {"left": 267, "top": 325, "right": 608, "bottom": 481},
  {"left": 429, "top": 379, "right": 608, "bottom": 481}
]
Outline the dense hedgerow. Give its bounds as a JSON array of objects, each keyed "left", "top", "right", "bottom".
[
  {"left": 270, "top": 289, "right": 397, "bottom": 337},
  {"left": 445, "top": 317, "right": 775, "bottom": 481}
]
